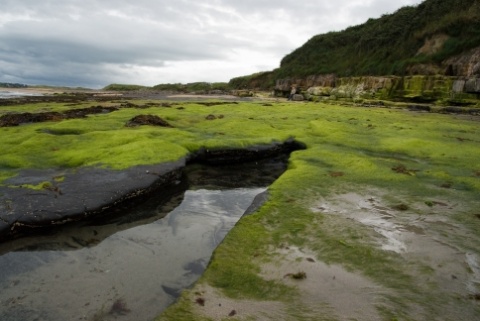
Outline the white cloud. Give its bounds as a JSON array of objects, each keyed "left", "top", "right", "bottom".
[{"left": 0, "top": 0, "right": 424, "bottom": 88}]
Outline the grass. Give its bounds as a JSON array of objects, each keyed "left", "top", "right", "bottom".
[{"left": 1, "top": 99, "right": 480, "bottom": 320}]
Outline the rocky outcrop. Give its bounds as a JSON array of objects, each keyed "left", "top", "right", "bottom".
[
  {"left": 275, "top": 74, "right": 480, "bottom": 101},
  {"left": 0, "top": 161, "right": 186, "bottom": 241},
  {"left": 465, "top": 78, "right": 480, "bottom": 93},
  {"left": 276, "top": 76, "right": 399, "bottom": 94},
  {"left": 274, "top": 46, "right": 480, "bottom": 101},
  {"left": 443, "top": 46, "right": 480, "bottom": 77},
  {"left": 416, "top": 34, "right": 450, "bottom": 56},
  {"left": 275, "top": 74, "right": 336, "bottom": 92},
  {"left": 453, "top": 78, "right": 480, "bottom": 94}
]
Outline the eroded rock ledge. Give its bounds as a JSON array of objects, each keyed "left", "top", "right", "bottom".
[{"left": 0, "top": 139, "right": 305, "bottom": 242}]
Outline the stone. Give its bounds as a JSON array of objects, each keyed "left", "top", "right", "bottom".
[
  {"left": 307, "top": 86, "right": 332, "bottom": 96},
  {"left": 465, "top": 78, "right": 480, "bottom": 93},
  {"left": 452, "top": 80, "right": 466, "bottom": 93},
  {"left": 292, "top": 94, "right": 304, "bottom": 101},
  {"left": 442, "top": 46, "right": 480, "bottom": 77},
  {"left": 472, "top": 62, "right": 480, "bottom": 76}
]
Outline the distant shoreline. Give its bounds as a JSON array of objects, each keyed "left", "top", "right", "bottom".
[
  {"left": 0, "top": 87, "right": 117, "bottom": 99},
  {"left": 0, "top": 87, "right": 61, "bottom": 96}
]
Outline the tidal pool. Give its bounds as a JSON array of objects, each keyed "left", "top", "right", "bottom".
[{"left": 0, "top": 157, "right": 287, "bottom": 321}]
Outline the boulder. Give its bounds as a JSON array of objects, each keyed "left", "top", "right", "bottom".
[
  {"left": 465, "top": 78, "right": 480, "bottom": 93},
  {"left": 307, "top": 86, "right": 332, "bottom": 96},
  {"left": 292, "top": 94, "right": 304, "bottom": 101},
  {"left": 452, "top": 80, "right": 466, "bottom": 93}
]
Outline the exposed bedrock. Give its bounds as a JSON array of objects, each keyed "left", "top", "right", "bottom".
[{"left": 274, "top": 47, "right": 480, "bottom": 101}]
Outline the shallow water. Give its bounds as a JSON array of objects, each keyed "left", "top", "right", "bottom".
[
  {"left": 0, "top": 91, "right": 42, "bottom": 99},
  {"left": 0, "top": 158, "right": 287, "bottom": 321}
]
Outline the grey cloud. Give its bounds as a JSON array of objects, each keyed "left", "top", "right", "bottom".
[
  {"left": 0, "top": 0, "right": 424, "bottom": 87},
  {"left": 1, "top": 61, "right": 104, "bottom": 88},
  {"left": 1, "top": 9, "right": 237, "bottom": 85}
]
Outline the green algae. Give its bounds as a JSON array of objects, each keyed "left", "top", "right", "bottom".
[
  {"left": 1, "top": 99, "right": 480, "bottom": 320},
  {"left": 11, "top": 181, "right": 54, "bottom": 190}
]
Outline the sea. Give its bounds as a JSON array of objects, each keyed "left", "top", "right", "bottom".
[{"left": 0, "top": 90, "right": 42, "bottom": 99}]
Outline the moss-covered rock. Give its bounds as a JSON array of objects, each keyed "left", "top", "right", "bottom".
[{"left": 289, "top": 75, "right": 480, "bottom": 104}]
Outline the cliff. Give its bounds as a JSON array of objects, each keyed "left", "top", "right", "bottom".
[
  {"left": 230, "top": 0, "right": 480, "bottom": 102},
  {"left": 274, "top": 46, "right": 480, "bottom": 101}
]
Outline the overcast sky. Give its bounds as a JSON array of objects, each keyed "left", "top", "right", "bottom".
[{"left": 0, "top": 0, "right": 424, "bottom": 88}]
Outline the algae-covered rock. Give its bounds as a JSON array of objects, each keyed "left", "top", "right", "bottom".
[
  {"left": 126, "top": 114, "right": 173, "bottom": 127},
  {"left": 278, "top": 74, "right": 480, "bottom": 103},
  {"left": 307, "top": 86, "right": 332, "bottom": 96},
  {"left": 291, "top": 94, "right": 304, "bottom": 101}
]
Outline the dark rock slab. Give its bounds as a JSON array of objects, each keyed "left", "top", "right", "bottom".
[
  {"left": 190, "top": 138, "right": 306, "bottom": 165},
  {"left": 0, "top": 160, "right": 185, "bottom": 241}
]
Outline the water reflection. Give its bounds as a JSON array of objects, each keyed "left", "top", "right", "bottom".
[{"left": 0, "top": 156, "right": 288, "bottom": 321}]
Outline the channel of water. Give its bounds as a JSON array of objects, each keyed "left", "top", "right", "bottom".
[{"left": 0, "top": 156, "right": 289, "bottom": 321}]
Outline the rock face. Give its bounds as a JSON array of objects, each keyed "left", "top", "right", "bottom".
[
  {"left": 276, "top": 75, "right": 480, "bottom": 101},
  {"left": 276, "top": 74, "right": 336, "bottom": 92},
  {"left": 443, "top": 47, "right": 480, "bottom": 77},
  {"left": 274, "top": 46, "right": 480, "bottom": 101},
  {"left": 465, "top": 78, "right": 480, "bottom": 93}
]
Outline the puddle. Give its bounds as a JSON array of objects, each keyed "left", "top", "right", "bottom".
[
  {"left": 466, "top": 253, "right": 480, "bottom": 295},
  {"left": 311, "top": 190, "right": 480, "bottom": 300},
  {"left": 0, "top": 157, "right": 288, "bottom": 321},
  {"left": 261, "top": 246, "right": 386, "bottom": 321},
  {"left": 313, "top": 193, "right": 411, "bottom": 253}
]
